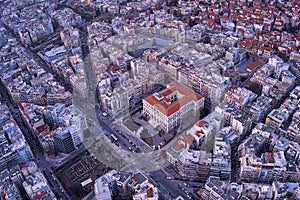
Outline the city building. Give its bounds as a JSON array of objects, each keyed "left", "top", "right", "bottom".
[
  {"left": 94, "top": 170, "right": 132, "bottom": 200},
  {"left": 225, "top": 47, "right": 247, "bottom": 64},
  {"left": 132, "top": 181, "right": 159, "bottom": 200},
  {"left": 265, "top": 108, "right": 290, "bottom": 130},
  {"left": 0, "top": 121, "right": 33, "bottom": 171},
  {"left": 178, "top": 66, "right": 231, "bottom": 109},
  {"left": 143, "top": 82, "right": 204, "bottom": 133},
  {"left": 166, "top": 133, "right": 194, "bottom": 166},
  {"left": 0, "top": 104, "right": 13, "bottom": 127},
  {"left": 53, "top": 128, "right": 75, "bottom": 154},
  {"left": 2, "top": 0, "right": 300, "bottom": 199},
  {"left": 216, "top": 103, "right": 252, "bottom": 138},
  {"left": 177, "top": 149, "right": 212, "bottom": 181},
  {"left": 127, "top": 173, "right": 148, "bottom": 192},
  {"left": 273, "top": 181, "right": 288, "bottom": 200},
  {"left": 286, "top": 111, "right": 300, "bottom": 143},
  {"left": 224, "top": 87, "right": 257, "bottom": 110},
  {"left": 187, "top": 111, "right": 224, "bottom": 150},
  {"left": 94, "top": 177, "right": 113, "bottom": 200},
  {"left": 20, "top": 162, "right": 55, "bottom": 200},
  {"left": 200, "top": 176, "right": 228, "bottom": 200},
  {"left": 23, "top": 170, "right": 56, "bottom": 200},
  {"left": 0, "top": 180, "right": 22, "bottom": 199},
  {"left": 210, "top": 132, "right": 231, "bottom": 180}
]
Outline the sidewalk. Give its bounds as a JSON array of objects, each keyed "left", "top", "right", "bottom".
[
  {"left": 115, "top": 118, "right": 153, "bottom": 152},
  {"left": 45, "top": 153, "right": 67, "bottom": 163},
  {"left": 131, "top": 113, "right": 167, "bottom": 148},
  {"left": 131, "top": 112, "right": 159, "bottom": 137}
]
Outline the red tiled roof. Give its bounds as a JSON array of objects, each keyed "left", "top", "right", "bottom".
[
  {"left": 231, "top": 85, "right": 238, "bottom": 90},
  {"left": 144, "top": 82, "right": 203, "bottom": 117},
  {"left": 41, "top": 131, "right": 51, "bottom": 137},
  {"left": 163, "top": 97, "right": 171, "bottom": 103},
  {"left": 181, "top": 133, "right": 193, "bottom": 143},
  {"left": 197, "top": 120, "right": 208, "bottom": 128},
  {"left": 132, "top": 177, "right": 138, "bottom": 183},
  {"left": 1, "top": 188, "right": 6, "bottom": 200},
  {"left": 267, "top": 153, "right": 275, "bottom": 163},
  {"left": 178, "top": 68, "right": 190, "bottom": 75},
  {"left": 195, "top": 130, "right": 204, "bottom": 137},
  {"left": 36, "top": 125, "right": 49, "bottom": 134},
  {"left": 160, "top": 89, "right": 173, "bottom": 97},
  {"left": 18, "top": 103, "right": 24, "bottom": 111},
  {"left": 147, "top": 188, "right": 153, "bottom": 198},
  {"left": 32, "top": 191, "right": 48, "bottom": 200},
  {"left": 121, "top": 69, "right": 128, "bottom": 73},
  {"left": 19, "top": 163, "right": 27, "bottom": 169},
  {"left": 246, "top": 60, "right": 264, "bottom": 72}
]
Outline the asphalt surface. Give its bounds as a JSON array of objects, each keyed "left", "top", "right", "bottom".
[
  {"left": 149, "top": 169, "right": 194, "bottom": 200},
  {"left": 96, "top": 106, "right": 153, "bottom": 153},
  {"left": 94, "top": 105, "right": 136, "bottom": 153}
]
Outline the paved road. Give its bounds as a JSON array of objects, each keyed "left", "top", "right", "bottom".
[
  {"left": 0, "top": 3, "right": 194, "bottom": 200},
  {"left": 0, "top": 80, "right": 70, "bottom": 200},
  {"left": 1, "top": 5, "right": 203, "bottom": 199},
  {"left": 100, "top": 115, "right": 153, "bottom": 153},
  {"left": 70, "top": 5, "right": 175, "bottom": 171},
  {"left": 73, "top": 85, "right": 169, "bottom": 172},
  {"left": 94, "top": 106, "right": 134, "bottom": 152},
  {"left": 149, "top": 169, "right": 193, "bottom": 200},
  {"left": 0, "top": 80, "right": 45, "bottom": 163},
  {"left": 44, "top": 168, "right": 70, "bottom": 200},
  {"left": 73, "top": 28, "right": 164, "bottom": 172}
]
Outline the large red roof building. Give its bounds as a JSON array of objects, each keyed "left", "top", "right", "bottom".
[{"left": 143, "top": 82, "right": 204, "bottom": 133}]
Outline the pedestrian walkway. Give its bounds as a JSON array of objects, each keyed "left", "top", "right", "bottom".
[
  {"left": 115, "top": 119, "right": 153, "bottom": 152},
  {"left": 131, "top": 112, "right": 159, "bottom": 137}
]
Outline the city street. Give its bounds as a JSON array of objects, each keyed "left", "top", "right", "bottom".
[
  {"left": 0, "top": 15, "right": 202, "bottom": 200},
  {"left": 43, "top": 168, "right": 70, "bottom": 200},
  {"left": 149, "top": 169, "right": 193, "bottom": 200},
  {"left": 0, "top": 22, "right": 73, "bottom": 93},
  {"left": 0, "top": 0, "right": 299, "bottom": 199},
  {"left": 0, "top": 80, "right": 70, "bottom": 200}
]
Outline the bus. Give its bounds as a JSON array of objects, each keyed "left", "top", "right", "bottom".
[{"left": 110, "top": 134, "right": 118, "bottom": 143}]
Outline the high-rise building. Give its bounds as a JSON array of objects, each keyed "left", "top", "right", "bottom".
[
  {"left": 53, "top": 128, "right": 75, "bottom": 154},
  {"left": 187, "top": 111, "right": 224, "bottom": 151},
  {"left": 216, "top": 103, "right": 252, "bottom": 138},
  {"left": 200, "top": 176, "right": 228, "bottom": 200},
  {"left": 224, "top": 87, "right": 257, "bottom": 110},
  {"left": 1, "top": 121, "right": 33, "bottom": 168},
  {"left": 68, "top": 125, "right": 82, "bottom": 148}
]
